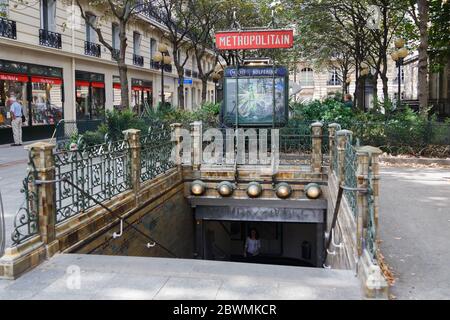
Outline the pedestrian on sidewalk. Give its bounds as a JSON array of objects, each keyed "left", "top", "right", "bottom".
[{"left": 9, "top": 93, "right": 23, "bottom": 146}]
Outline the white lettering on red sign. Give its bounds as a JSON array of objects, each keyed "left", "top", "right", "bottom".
[{"left": 215, "top": 30, "right": 294, "bottom": 50}]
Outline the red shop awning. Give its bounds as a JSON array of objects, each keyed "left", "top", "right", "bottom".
[
  {"left": 0, "top": 73, "right": 29, "bottom": 82},
  {"left": 113, "top": 83, "right": 121, "bottom": 89},
  {"left": 91, "top": 82, "right": 105, "bottom": 88},
  {"left": 31, "top": 76, "right": 62, "bottom": 85},
  {"left": 75, "top": 80, "right": 90, "bottom": 87}
]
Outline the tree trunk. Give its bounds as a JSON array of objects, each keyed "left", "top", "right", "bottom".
[
  {"left": 201, "top": 78, "right": 207, "bottom": 103},
  {"left": 119, "top": 22, "right": 129, "bottom": 109},
  {"left": 417, "top": 0, "right": 429, "bottom": 116},
  {"left": 177, "top": 67, "right": 185, "bottom": 109}
]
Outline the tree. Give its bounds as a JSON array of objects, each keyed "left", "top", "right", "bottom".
[
  {"left": 189, "top": 0, "right": 222, "bottom": 103},
  {"left": 74, "top": 0, "right": 146, "bottom": 110},
  {"left": 149, "top": 0, "right": 194, "bottom": 109},
  {"left": 408, "top": 0, "right": 429, "bottom": 115}
]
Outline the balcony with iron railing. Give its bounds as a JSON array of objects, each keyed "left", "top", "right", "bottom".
[
  {"left": 327, "top": 79, "right": 342, "bottom": 86},
  {"left": 111, "top": 48, "right": 120, "bottom": 61},
  {"left": 39, "top": 29, "right": 62, "bottom": 49},
  {"left": 133, "top": 54, "right": 144, "bottom": 67},
  {"left": 150, "top": 60, "right": 172, "bottom": 73},
  {"left": 150, "top": 59, "right": 159, "bottom": 70},
  {"left": 84, "top": 41, "right": 101, "bottom": 57},
  {"left": 0, "top": 17, "right": 16, "bottom": 40}
]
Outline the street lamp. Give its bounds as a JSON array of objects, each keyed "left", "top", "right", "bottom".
[
  {"left": 360, "top": 63, "right": 370, "bottom": 111},
  {"left": 212, "top": 64, "right": 223, "bottom": 104},
  {"left": 153, "top": 43, "right": 172, "bottom": 106},
  {"left": 391, "top": 39, "right": 409, "bottom": 107}
]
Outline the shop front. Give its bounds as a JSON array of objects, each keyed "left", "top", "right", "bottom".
[
  {"left": 0, "top": 59, "right": 64, "bottom": 144},
  {"left": 131, "top": 78, "right": 152, "bottom": 115},
  {"left": 75, "top": 71, "right": 105, "bottom": 120}
]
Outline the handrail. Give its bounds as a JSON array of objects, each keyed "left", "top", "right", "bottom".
[
  {"left": 323, "top": 183, "right": 368, "bottom": 267},
  {"left": 35, "top": 178, "right": 178, "bottom": 258}
]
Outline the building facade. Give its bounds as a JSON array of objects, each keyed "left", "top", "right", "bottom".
[
  {"left": 290, "top": 60, "right": 405, "bottom": 108},
  {"left": 0, "top": 0, "right": 216, "bottom": 142}
]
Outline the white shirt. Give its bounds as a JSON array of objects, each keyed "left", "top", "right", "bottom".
[{"left": 245, "top": 237, "right": 261, "bottom": 255}]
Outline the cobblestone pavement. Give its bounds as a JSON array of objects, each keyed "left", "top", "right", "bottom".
[{"left": 379, "top": 166, "right": 450, "bottom": 300}]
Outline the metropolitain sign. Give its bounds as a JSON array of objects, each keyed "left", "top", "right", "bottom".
[{"left": 215, "top": 29, "right": 294, "bottom": 50}]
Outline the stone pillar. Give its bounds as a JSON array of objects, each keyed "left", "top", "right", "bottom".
[
  {"left": 26, "top": 142, "right": 59, "bottom": 256},
  {"left": 356, "top": 148, "right": 370, "bottom": 256},
  {"left": 359, "top": 146, "right": 383, "bottom": 240},
  {"left": 328, "top": 123, "right": 340, "bottom": 172},
  {"left": 170, "top": 123, "right": 183, "bottom": 167},
  {"left": 123, "top": 129, "right": 141, "bottom": 199},
  {"left": 310, "top": 122, "right": 323, "bottom": 173},
  {"left": 191, "top": 121, "right": 203, "bottom": 170},
  {"left": 336, "top": 130, "right": 353, "bottom": 184}
]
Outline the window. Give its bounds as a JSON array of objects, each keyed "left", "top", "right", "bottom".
[
  {"left": 300, "top": 68, "right": 314, "bottom": 86},
  {"left": 328, "top": 68, "right": 342, "bottom": 86},
  {"left": 133, "top": 32, "right": 141, "bottom": 55},
  {"left": 150, "top": 38, "right": 156, "bottom": 58},
  {"left": 41, "top": 0, "right": 56, "bottom": 31},
  {"left": 112, "top": 23, "right": 119, "bottom": 50},
  {"left": 85, "top": 13, "right": 96, "bottom": 43}
]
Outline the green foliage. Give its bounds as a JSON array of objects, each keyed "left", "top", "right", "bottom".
[{"left": 289, "top": 98, "right": 450, "bottom": 156}]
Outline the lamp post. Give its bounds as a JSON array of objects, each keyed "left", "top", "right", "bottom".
[
  {"left": 153, "top": 43, "right": 172, "bottom": 106},
  {"left": 391, "top": 39, "right": 408, "bottom": 108},
  {"left": 360, "top": 63, "right": 370, "bottom": 111},
  {"left": 212, "top": 64, "right": 223, "bottom": 104}
]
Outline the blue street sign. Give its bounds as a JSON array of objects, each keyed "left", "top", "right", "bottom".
[{"left": 179, "top": 78, "right": 193, "bottom": 85}]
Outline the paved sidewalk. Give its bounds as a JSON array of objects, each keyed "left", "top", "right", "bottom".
[
  {"left": 0, "top": 254, "right": 362, "bottom": 300},
  {"left": 379, "top": 166, "right": 450, "bottom": 299},
  {"left": 0, "top": 140, "right": 49, "bottom": 249}
]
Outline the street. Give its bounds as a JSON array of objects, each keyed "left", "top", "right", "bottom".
[{"left": 379, "top": 166, "right": 450, "bottom": 299}]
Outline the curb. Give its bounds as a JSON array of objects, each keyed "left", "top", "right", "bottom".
[{"left": 380, "top": 157, "right": 450, "bottom": 166}]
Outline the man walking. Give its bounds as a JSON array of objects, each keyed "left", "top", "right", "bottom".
[{"left": 9, "top": 94, "right": 23, "bottom": 146}]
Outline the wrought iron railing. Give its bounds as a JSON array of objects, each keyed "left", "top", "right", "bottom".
[
  {"left": 11, "top": 156, "right": 39, "bottom": 246},
  {"left": 149, "top": 59, "right": 172, "bottom": 72},
  {"left": 84, "top": 41, "right": 101, "bottom": 57},
  {"left": 50, "top": 119, "right": 104, "bottom": 151},
  {"left": 39, "top": 29, "right": 62, "bottom": 49},
  {"left": 150, "top": 59, "right": 159, "bottom": 70},
  {"left": 140, "top": 125, "right": 175, "bottom": 182},
  {"left": 0, "top": 17, "right": 16, "bottom": 39},
  {"left": 133, "top": 54, "right": 144, "bottom": 67},
  {"left": 54, "top": 139, "right": 132, "bottom": 223},
  {"left": 343, "top": 139, "right": 358, "bottom": 217}
]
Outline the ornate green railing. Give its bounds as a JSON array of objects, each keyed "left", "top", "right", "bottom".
[
  {"left": 11, "top": 156, "right": 39, "bottom": 245},
  {"left": 343, "top": 139, "right": 358, "bottom": 217},
  {"left": 140, "top": 125, "right": 175, "bottom": 182},
  {"left": 54, "top": 139, "right": 132, "bottom": 223}
]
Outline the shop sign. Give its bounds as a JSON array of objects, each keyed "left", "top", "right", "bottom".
[
  {"left": 0, "top": 73, "right": 28, "bottom": 82},
  {"left": 179, "top": 78, "right": 193, "bottom": 85},
  {"left": 91, "top": 82, "right": 105, "bottom": 88},
  {"left": 215, "top": 29, "right": 294, "bottom": 50},
  {"left": 75, "top": 80, "right": 90, "bottom": 87},
  {"left": 31, "top": 76, "right": 62, "bottom": 85}
]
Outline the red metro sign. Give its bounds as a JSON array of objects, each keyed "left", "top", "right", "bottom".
[{"left": 215, "top": 29, "right": 294, "bottom": 50}]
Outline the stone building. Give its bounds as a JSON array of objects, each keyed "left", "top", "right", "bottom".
[{"left": 290, "top": 60, "right": 404, "bottom": 108}]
